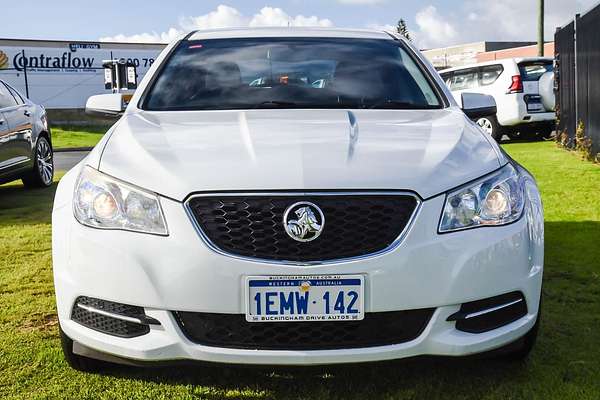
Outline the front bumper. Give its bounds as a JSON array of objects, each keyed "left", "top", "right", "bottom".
[{"left": 52, "top": 167, "right": 544, "bottom": 366}]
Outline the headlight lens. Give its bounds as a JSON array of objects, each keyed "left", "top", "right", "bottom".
[
  {"left": 439, "top": 164, "right": 525, "bottom": 232},
  {"left": 73, "top": 166, "right": 168, "bottom": 235}
]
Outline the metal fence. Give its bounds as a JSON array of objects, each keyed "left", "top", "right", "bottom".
[
  {"left": 556, "top": 8, "right": 600, "bottom": 154},
  {"left": 555, "top": 22, "right": 575, "bottom": 143}
]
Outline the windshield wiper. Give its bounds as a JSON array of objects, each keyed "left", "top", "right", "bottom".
[
  {"left": 253, "top": 101, "right": 299, "bottom": 109},
  {"left": 367, "top": 99, "right": 436, "bottom": 110}
]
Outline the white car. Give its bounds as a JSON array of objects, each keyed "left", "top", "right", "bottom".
[
  {"left": 52, "top": 28, "right": 544, "bottom": 371},
  {"left": 440, "top": 58, "right": 555, "bottom": 141}
]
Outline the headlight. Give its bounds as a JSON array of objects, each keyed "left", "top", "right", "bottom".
[
  {"left": 439, "top": 164, "right": 525, "bottom": 232},
  {"left": 73, "top": 166, "right": 168, "bottom": 235}
]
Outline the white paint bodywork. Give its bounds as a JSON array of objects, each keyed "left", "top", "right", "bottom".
[
  {"left": 98, "top": 108, "right": 502, "bottom": 201},
  {"left": 53, "top": 28, "right": 544, "bottom": 366}
]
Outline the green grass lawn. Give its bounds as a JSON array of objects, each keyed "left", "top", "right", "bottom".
[
  {"left": 50, "top": 126, "right": 107, "bottom": 149},
  {"left": 0, "top": 141, "right": 599, "bottom": 399}
]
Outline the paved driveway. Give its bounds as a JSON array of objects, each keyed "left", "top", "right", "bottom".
[{"left": 54, "top": 151, "right": 88, "bottom": 172}]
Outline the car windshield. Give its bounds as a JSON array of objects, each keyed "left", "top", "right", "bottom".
[{"left": 142, "top": 38, "right": 443, "bottom": 111}]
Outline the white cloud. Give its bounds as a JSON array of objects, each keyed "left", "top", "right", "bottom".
[
  {"left": 336, "top": 0, "right": 388, "bottom": 4},
  {"left": 409, "top": 0, "right": 597, "bottom": 49},
  {"left": 179, "top": 5, "right": 246, "bottom": 31},
  {"left": 414, "top": 6, "right": 457, "bottom": 49},
  {"left": 99, "top": 28, "right": 182, "bottom": 44},
  {"left": 366, "top": 23, "right": 395, "bottom": 32},
  {"left": 100, "top": 4, "right": 333, "bottom": 43},
  {"left": 99, "top": 0, "right": 599, "bottom": 46},
  {"left": 249, "top": 7, "right": 333, "bottom": 27}
]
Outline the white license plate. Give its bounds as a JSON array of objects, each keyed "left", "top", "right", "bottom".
[
  {"left": 527, "top": 102, "right": 543, "bottom": 112},
  {"left": 246, "top": 275, "right": 364, "bottom": 322}
]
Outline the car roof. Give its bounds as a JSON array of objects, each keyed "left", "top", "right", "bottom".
[
  {"left": 439, "top": 57, "right": 553, "bottom": 74},
  {"left": 187, "top": 27, "right": 396, "bottom": 41}
]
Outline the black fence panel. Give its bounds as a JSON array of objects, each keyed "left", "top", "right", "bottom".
[
  {"left": 577, "top": 8, "right": 600, "bottom": 154},
  {"left": 555, "top": 22, "right": 575, "bottom": 142},
  {"left": 556, "top": 8, "right": 600, "bottom": 155}
]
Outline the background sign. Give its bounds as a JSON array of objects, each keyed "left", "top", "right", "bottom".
[{"left": 0, "top": 42, "right": 163, "bottom": 108}]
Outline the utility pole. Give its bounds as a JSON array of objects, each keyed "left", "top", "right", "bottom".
[{"left": 538, "top": 0, "right": 545, "bottom": 56}]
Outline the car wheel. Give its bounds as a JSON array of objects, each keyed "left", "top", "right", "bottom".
[
  {"left": 60, "top": 326, "right": 108, "bottom": 372},
  {"left": 476, "top": 116, "right": 503, "bottom": 141},
  {"left": 22, "top": 136, "right": 54, "bottom": 188},
  {"left": 540, "top": 127, "right": 554, "bottom": 140},
  {"left": 508, "top": 129, "right": 539, "bottom": 142}
]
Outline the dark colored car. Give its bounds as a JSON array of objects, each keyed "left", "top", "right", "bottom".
[{"left": 0, "top": 79, "right": 53, "bottom": 187}]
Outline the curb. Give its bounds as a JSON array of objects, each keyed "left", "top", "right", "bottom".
[{"left": 54, "top": 147, "right": 94, "bottom": 153}]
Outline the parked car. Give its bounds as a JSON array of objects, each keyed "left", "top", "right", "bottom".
[
  {"left": 440, "top": 58, "right": 555, "bottom": 141},
  {"left": 0, "top": 79, "right": 53, "bottom": 187},
  {"left": 53, "top": 28, "right": 544, "bottom": 372}
]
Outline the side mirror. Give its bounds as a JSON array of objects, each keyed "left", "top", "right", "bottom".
[
  {"left": 85, "top": 94, "right": 127, "bottom": 117},
  {"left": 460, "top": 93, "right": 497, "bottom": 120}
]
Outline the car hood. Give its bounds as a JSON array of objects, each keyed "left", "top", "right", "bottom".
[{"left": 99, "top": 109, "right": 503, "bottom": 201}]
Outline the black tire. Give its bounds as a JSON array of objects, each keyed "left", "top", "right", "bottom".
[
  {"left": 22, "top": 136, "right": 54, "bottom": 188},
  {"left": 508, "top": 129, "right": 539, "bottom": 142},
  {"left": 540, "top": 126, "right": 555, "bottom": 140},
  {"left": 475, "top": 115, "right": 503, "bottom": 141},
  {"left": 507, "top": 130, "right": 522, "bottom": 140},
  {"left": 60, "top": 326, "right": 108, "bottom": 372}
]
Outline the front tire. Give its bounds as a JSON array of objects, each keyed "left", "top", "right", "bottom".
[
  {"left": 476, "top": 116, "right": 503, "bottom": 141},
  {"left": 22, "top": 136, "right": 54, "bottom": 188},
  {"left": 60, "top": 326, "right": 108, "bottom": 372}
]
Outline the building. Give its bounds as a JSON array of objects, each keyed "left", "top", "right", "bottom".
[
  {"left": 477, "top": 42, "right": 554, "bottom": 63},
  {"left": 422, "top": 41, "right": 537, "bottom": 70},
  {"left": 0, "top": 38, "right": 165, "bottom": 123}
]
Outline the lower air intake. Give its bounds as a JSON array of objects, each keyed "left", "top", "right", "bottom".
[
  {"left": 71, "top": 296, "right": 150, "bottom": 338},
  {"left": 448, "top": 291, "right": 528, "bottom": 334},
  {"left": 173, "top": 309, "right": 435, "bottom": 350}
]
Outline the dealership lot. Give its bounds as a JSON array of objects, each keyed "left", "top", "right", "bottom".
[{"left": 0, "top": 140, "right": 598, "bottom": 399}]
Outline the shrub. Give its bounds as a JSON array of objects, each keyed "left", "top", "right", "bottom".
[
  {"left": 556, "top": 129, "right": 573, "bottom": 149},
  {"left": 575, "top": 121, "right": 594, "bottom": 161}
]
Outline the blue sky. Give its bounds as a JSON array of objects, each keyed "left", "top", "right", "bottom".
[{"left": 1, "top": 0, "right": 594, "bottom": 48}]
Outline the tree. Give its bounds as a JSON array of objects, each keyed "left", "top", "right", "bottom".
[{"left": 396, "top": 19, "right": 411, "bottom": 41}]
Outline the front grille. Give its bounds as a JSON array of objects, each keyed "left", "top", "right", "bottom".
[
  {"left": 71, "top": 296, "right": 149, "bottom": 338},
  {"left": 173, "top": 310, "right": 434, "bottom": 350},
  {"left": 186, "top": 194, "right": 418, "bottom": 262}
]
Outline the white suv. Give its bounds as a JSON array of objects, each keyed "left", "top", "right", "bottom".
[
  {"left": 440, "top": 58, "right": 555, "bottom": 141},
  {"left": 52, "top": 28, "right": 543, "bottom": 371}
]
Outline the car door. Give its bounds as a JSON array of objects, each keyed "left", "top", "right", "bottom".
[
  {"left": 0, "top": 107, "right": 9, "bottom": 168},
  {"left": 0, "top": 81, "right": 34, "bottom": 170},
  {"left": 4, "top": 83, "right": 34, "bottom": 157},
  {"left": 0, "top": 81, "right": 20, "bottom": 171}
]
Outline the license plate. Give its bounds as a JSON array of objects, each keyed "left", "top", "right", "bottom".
[
  {"left": 526, "top": 95, "right": 544, "bottom": 112},
  {"left": 246, "top": 275, "right": 364, "bottom": 322},
  {"left": 527, "top": 102, "right": 543, "bottom": 112}
]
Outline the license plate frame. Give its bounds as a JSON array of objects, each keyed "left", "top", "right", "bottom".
[
  {"left": 245, "top": 275, "right": 365, "bottom": 323},
  {"left": 526, "top": 95, "right": 544, "bottom": 113}
]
